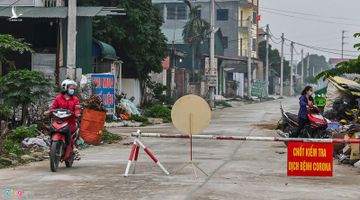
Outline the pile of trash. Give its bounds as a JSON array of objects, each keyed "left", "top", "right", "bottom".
[
  {"left": 82, "top": 95, "right": 106, "bottom": 112},
  {"left": 22, "top": 134, "right": 50, "bottom": 150},
  {"left": 115, "top": 94, "right": 140, "bottom": 120},
  {"left": 278, "top": 75, "right": 360, "bottom": 168}
]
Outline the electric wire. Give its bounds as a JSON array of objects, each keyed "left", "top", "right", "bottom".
[
  {"left": 0, "top": 0, "right": 22, "bottom": 13},
  {"left": 261, "top": 9, "right": 360, "bottom": 28},
  {"left": 261, "top": 6, "right": 360, "bottom": 22}
]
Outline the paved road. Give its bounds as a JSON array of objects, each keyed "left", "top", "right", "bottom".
[{"left": 1, "top": 98, "right": 359, "bottom": 200}]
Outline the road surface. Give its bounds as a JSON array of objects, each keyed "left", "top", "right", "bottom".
[{"left": 1, "top": 98, "right": 359, "bottom": 200}]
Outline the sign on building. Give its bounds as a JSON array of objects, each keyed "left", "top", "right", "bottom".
[
  {"left": 287, "top": 142, "right": 333, "bottom": 176},
  {"left": 205, "top": 57, "right": 218, "bottom": 88},
  {"left": 204, "top": 57, "right": 218, "bottom": 76},
  {"left": 251, "top": 79, "right": 265, "bottom": 97},
  {"left": 90, "top": 74, "right": 115, "bottom": 114}
]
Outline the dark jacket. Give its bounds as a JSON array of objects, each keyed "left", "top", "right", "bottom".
[{"left": 298, "top": 95, "right": 313, "bottom": 119}]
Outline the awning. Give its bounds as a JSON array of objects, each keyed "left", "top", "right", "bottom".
[
  {"left": 0, "top": 6, "right": 125, "bottom": 18},
  {"left": 93, "top": 39, "right": 118, "bottom": 60}
]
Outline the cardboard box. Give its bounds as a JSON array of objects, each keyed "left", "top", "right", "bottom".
[{"left": 350, "top": 133, "right": 360, "bottom": 160}]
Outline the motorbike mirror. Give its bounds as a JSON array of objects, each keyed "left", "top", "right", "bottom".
[{"left": 75, "top": 105, "right": 83, "bottom": 109}]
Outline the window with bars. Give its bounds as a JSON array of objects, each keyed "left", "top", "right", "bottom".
[
  {"left": 252, "top": 11, "right": 257, "bottom": 23},
  {"left": 195, "top": 9, "right": 201, "bottom": 18},
  {"left": 216, "top": 9, "right": 228, "bottom": 21},
  {"left": 166, "top": 4, "right": 186, "bottom": 20},
  {"left": 252, "top": 38, "right": 256, "bottom": 51}
]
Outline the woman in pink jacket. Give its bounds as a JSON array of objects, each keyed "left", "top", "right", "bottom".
[{"left": 50, "top": 79, "right": 81, "bottom": 159}]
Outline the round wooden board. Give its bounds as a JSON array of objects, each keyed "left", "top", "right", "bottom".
[{"left": 171, "top": 95, "right": 211, "bottom": 135}]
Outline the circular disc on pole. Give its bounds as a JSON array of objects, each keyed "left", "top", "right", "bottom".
[{"left": 171, "top": 95, "right": 211, "bottom": 135}]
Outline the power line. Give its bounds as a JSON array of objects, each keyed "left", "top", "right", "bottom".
[
  {"left": 268, "top": 28, "right": 281, "bottom": 40},
  {"left": 284, "top": 38, "right": 358, "bottom": 57},
  {"left": 284, "top": 38, "right": 358, "bottom": 53},
  {"left": 0, "top": 0, "right": 22, "bottom": 13},
  {"left": 261, "top": 9, "right": 360, "bottom": 28},
  {"left": 270, "top": 37, "right": 281, "bottom": 44},
  {"left": 261, "top": 6, "right": 360, "bottom": 22}
]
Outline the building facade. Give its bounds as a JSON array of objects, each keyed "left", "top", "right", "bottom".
[{"left": 153, "top": 0, "right": 259, "bottom": 59}]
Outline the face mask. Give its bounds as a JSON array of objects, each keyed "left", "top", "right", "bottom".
[{"left": 67, "top": 89, "right": 75, "bottom": 96}]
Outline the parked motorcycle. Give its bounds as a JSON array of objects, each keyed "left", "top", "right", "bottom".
[
  {"left": 279, "top": 104, "right": 330, "bottom": 138},
  {"left": 45, "top": 109, "right": 80, "bottom": 172}
]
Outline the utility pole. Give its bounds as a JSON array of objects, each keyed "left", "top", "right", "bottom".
[
  {"left": 301, "top": 49, "right": 304, "bottom": 86},
  {"left": 290, "top": 41, "right": 294, "bottom": 96},
  {"left": 307, "top": 53, "right": 310, "bottom": 78},
  {"left": 209, "top": 0, "right": 215, "bottom": 108},
  {"left": 247, "top": 16, "right": 252, "bottom": 98},
  {"left": 280, "top": 33, "right": 284, "bottom": 96},
  {"left": 66, "top": 0, "right": 77, "bottom": 80},
  {"left": 265, "top": 24, "right": 269, "bottom": 96},
  {"left": 341, "top": 30, "right": 347, "bottom": 59}
]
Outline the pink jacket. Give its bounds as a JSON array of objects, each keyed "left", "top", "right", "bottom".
[{"left": 51, "top": 94, "right": 80, "bottom": 131}]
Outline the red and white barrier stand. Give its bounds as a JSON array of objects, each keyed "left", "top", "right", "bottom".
[
  {"left": 131, "top": 131, "right": 360, "bottom": 144},
  {"left": 124, "top": 130, "right": 170, "bottom": 177}
]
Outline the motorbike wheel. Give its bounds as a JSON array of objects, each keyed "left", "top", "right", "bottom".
[
  {"left": 283, "top": 125, "right": 292, "bottom": 146},
  {"left": 65, "top": 153, "right": 74, "bottom": 168},
  {"left": 50, "top": 141, "right": 62, "bottom": 172},
  {"left": 301, "top": 129, "right": 311, "bottom": 138}
]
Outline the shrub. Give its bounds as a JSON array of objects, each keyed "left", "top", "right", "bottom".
[
  {"left": 145, "top": 104, "right": 171, "bottom": 122},
  {"left": 0, "top": 104, "right": 12, "bottom": 121},
  {"left": 4, "top": 138, "right": 24, "bottom": 155},
  {"left": 101, "top": 129, "right": 122, "bottom": 143},
  {"left": 3, "top": 125, "right": 38, "bottom": 155},
  {"left": 8, "top": 125, "right": 38, "bottom": 143},
  {"left": 131, "top": 115, "right": 149, "bottom": 125},
  {"left": 0, "top": 70, "right": 52, "bottom": 125},
  {"left": 215, "top": 101, "right": 232, "bottom": 108}
]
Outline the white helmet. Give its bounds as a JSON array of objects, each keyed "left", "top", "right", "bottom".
[{"left": 61, "top": 79, "right": 77, "bottom": 92}]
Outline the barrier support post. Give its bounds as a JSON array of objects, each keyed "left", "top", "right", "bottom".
[{"left": 124, "top": 130, "right": 170, "bottom": 177}]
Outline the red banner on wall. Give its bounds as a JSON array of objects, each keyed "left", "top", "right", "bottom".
[{"left": 287, "top": 142, "right": 333, "bottom": 176}]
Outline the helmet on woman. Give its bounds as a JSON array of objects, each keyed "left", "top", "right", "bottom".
[{"left": 61, "top": 79, "right": 77, "bottom": 92}]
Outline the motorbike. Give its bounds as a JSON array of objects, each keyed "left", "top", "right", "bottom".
[
  {"left": 279, "top": 104, "right": 330, "bottom": 138},
  {"left": 45, "top": 108, "right": 80, "bottom": 172}
]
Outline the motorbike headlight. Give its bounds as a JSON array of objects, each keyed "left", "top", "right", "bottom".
[{"left": 57, "top": 119, "right": 63, "bottom": 124}]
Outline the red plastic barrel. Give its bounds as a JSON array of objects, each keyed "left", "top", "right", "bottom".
[{"left": 80, "top": 109, "right": 106, "bottom": 145}]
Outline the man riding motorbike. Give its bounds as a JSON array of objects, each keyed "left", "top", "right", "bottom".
[{"left": 50, "top": 79, "right": 81, "bottom": 160}]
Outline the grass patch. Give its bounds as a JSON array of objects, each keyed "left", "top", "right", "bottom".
[
  {"left": 101, "top": 129, "right": 122, "bottom": 144},
  {"left": 145, "top": 104, "right": 171, "bottom": 123},
  {"left": 131, "top": 115, "right": 150, "bottom": 125},
  {"left": 215, "top": 101, "right": 232, "bottom": 108},
  {"left": 3, "top": 125, "right": 38, "bottom": 156}
]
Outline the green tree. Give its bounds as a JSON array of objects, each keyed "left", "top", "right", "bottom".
[
  {"left": 0, "top": 34, "right": 32, "bottom": 72},
  {"left": 79, "top": 0, "right": 167, "bottom": 105},
  {"left": 297, "top": 54, "right": 330, "bottom": 81},
  {"left": 182, "top": 0, "right": 210, "bottom": 78},
  {"left": 316, "top": 33, "right": 360, "bottom": 80},
  {"left": 0, "top": 70, "right": 51, "bottom": 125},
  {"left": 258, "top": 41, "right": 290, "bottom": 79}
]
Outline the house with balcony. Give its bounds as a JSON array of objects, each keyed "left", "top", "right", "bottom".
[
  {"left": 153, "top": 0, "right": 262, "bottom": 97},
  {"left": 0, "top": 0, "right": 124, "bottom": 85}
]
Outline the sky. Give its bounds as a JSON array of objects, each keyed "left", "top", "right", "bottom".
[{"left": 259, "top": 0, "right": 360, "bottom": 63}]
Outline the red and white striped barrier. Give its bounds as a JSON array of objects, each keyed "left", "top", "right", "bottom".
[
  {"left": 131, "top": 131, "right": 360, "bottom": 144},
  {"left": 124, "top": 130, "right": 170, "bottom": 177}
]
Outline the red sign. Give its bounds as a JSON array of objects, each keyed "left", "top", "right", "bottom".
[
  {"left": 162, "top": 56, "right": 170, "bottom": 70},
  {"left": 287, "top": 142, "right": 333, "bottom": 176}
]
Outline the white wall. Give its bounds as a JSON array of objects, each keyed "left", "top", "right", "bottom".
[
  {"left": 233, "top": 73, "right": 244, "bottom": 97},
  {"left": 122, "top": 78, "right": 141, "bottom": 106}
]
